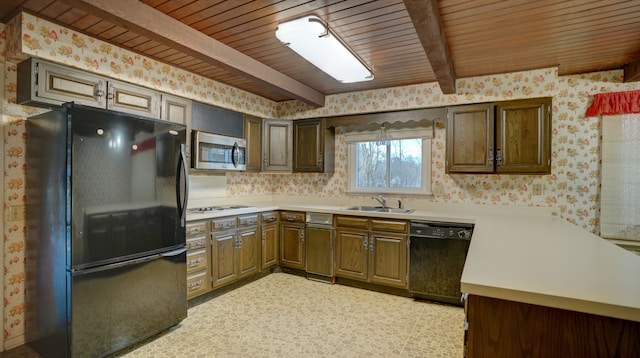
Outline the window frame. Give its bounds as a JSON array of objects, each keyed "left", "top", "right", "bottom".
[{"left": 346, "top": 131, "right": 432, "bottom": 196}]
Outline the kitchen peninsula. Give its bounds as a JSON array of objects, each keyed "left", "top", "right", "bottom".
[{"left": 186, "top": 201, "right": 640, "bottom": 357}]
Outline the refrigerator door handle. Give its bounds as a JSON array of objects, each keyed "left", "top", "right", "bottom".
[
  {"left": 71, "top": 254, "right": 162, "bottom": 276},
  {"left": 176, "top": 143, "right": 189, "bottom": 227}
]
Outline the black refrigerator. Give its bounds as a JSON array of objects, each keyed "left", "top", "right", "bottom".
[{"left": 25, "top": 103, "right": 189, "bottom": 357}]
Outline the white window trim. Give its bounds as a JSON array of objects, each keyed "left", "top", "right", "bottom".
[{"left": 345, "top": 125, "right": 433, "bottom": 196}]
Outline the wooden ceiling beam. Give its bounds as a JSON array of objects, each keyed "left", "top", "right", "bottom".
[
  {"left": 624, "top": 58, "right": 640, "bottom": 82},
  {"left": 57, "top": 0, "right": 326, "bottom": 107},
  {"left": 402, "top": 0, "right": 456, "bottom": 94}
]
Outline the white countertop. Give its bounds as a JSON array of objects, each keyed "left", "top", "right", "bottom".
[{"left": 186, "top": 202, "right": 640, "bottom": 323}]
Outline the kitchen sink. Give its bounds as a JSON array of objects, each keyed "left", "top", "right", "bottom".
[{"left": 344, "top": 206, "right": 414, "bottom": 214}]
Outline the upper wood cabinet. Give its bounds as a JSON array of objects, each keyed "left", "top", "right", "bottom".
[
  {"left": 161, "top": 94, "right": 192, "bottom": 125},
  {"left": 18, "top": 58, "right": 161, "bottom": 118},
  {"left": 244, "top": 114, "right": 263, "bottom": 172},
  {"left": 263, "top": 119, "right": 293, "bottom": 172},
  {"left": 446, "top": 98, "right": 551, "bottom": 174},
  {"left": 293, "top": 118, "right": 335, "bottom": 173},
  {"left": 446, "top": 104, "right": 495, "bottom": 173},
  {"left": 106, "top": 79, "right": 160, "bottom": 118},
  {"left": 495, "top": 98, "right": 551, "bottom": 174}
]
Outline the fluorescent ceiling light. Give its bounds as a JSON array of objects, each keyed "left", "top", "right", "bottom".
[{"left": 275, "top": 15, "right": 374, "bottom": 83}]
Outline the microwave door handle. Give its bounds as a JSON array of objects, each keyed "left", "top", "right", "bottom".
[{"left": 232, "top": 142, "right": 239, "bottom": 168}]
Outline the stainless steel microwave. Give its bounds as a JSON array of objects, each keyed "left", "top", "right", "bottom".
[{"left": 192, "top": 130, "right": 246, "bottom": 171}]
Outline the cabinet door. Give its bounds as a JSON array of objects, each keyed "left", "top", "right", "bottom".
[
  {"left": 161, "top": 94, "right": 192, "bottom": 125},
  {"left": 261, "top": 222, "right": 279, "bottom": 270},
  {"left": 369, "top": 232, "right": 407, "bottom": 288},
  {"left": 107, "top": 79, "right": 161, "bottom": 118},
  {"left": 306, "top": 226, "right": 334, "bottom": 277},
  {"left": 496, "top": 98, "right": 551, "bottom": 174},
  {"left": 293, "top": 119, "right": 323, "bottom": 172},
  {"left": 263, "top": 119, "right": 292, "bottom": 172},
  {"left": 334, "top": 228, "right": 368, "bottom": 281},
  {"left": 31, "top": 59, "right": 107, "bottom": 108},
  {"left": 238, "top": 227, "right": 259, "bottom": 279},
  {"left": 211, "top": 232, "right": 238, "bottom": 288},
  {"left": 244, "top": 115, "right": 263, "bottom": 172},
  {"left": 446, "top": 104, "right": 495, "bottom": 173},
  {"left": 293, "top": 118, "right": 335, "bottom": 173},
  {"left": 279, "top": 223, "right": 305, "bottom": 269},
  {"left": 162, "top": 94, "right": 192, "bottom": 158}
]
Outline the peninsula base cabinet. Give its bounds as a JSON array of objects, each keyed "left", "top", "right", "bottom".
[
  {"left": 335, "top": 216, "right": 408, "bottom": 288},
  {"left": 465, "top": 295, "right": 640, "bottom": 357}
]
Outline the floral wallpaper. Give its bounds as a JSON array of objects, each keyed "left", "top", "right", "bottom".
[
  {"left": 232, "top": 69, "right": 640, "bottom": 236},
  {"left": 277, "top": 68, "right": 557, "bottom": 119},
  {"left": 2, "top": 10, "right": 640, "bottom": 351},
  {"left": 6, "top": 12, "right": 278, "bottom": 119}
]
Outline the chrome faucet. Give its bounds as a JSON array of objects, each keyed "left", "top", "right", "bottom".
[{"left": 372, "top": 195, "right": 387, "bottom": 208}]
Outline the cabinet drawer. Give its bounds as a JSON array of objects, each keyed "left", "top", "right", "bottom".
[
  {"left": 238, "top": 214, "right": 259, "bottom": 227},
  {"left": 186, "top": 270, "right": 209, "bottom": 299},
  {"left": 335, "top": 216, "right": 369, "bottom": 229},
  {"left": 186, "top": 221, "right": 207, "bottom": 235},
  {"left": 186, "top": 248, "right": 208, "bottom": 273},
  {"left": 371, "top": 219, "right": 409, "bottom": 233},
  {"left": 211, "top": 217, "right": 237, "bottom": 230},
  {"left": 261, "top": 211, "right": 278, "bottom": 224},
  {"left": 186, "top": 234, "right": 207, "bottom": 250},
  {"left": 280, "top": 211, "right": 305, "bottom": 223}
]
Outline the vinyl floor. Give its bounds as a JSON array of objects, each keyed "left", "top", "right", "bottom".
[{"left": 5, "top": 273, "right": 464, "bottom": 357}]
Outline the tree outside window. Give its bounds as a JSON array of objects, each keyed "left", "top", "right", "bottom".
[{"left": 355, "top": 138, "right": 422, "bottom": 190}]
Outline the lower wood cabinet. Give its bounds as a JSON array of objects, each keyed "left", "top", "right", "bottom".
[
  {"left": 211, "top": 214, "right": 259, "bottom": 289},
  {"left": 237, "top": 225, "right": 259, "bottom": 279},
  {"left": 335, "top": 216, "right": 408, "bottom": 288},
  {"left": 211, "top": 229, "right": 238, "bottom": 288},
  {"left": 187, "top": 211, "right": 408, "bottom": 299},
  {"left": 186, "top": 221, "right": 211, "bottom": 300},
  {"left": 261, "top": 212, "right": 279, "bottom": 270},
  {"left": 279, "top": 211, "right": 306, "bottom": 269}
]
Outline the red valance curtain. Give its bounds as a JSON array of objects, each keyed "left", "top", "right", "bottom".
[{"left": 585, "top": 90, "right": 640, "bottom": 116}]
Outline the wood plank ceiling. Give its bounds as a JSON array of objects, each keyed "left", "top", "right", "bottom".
[{"left": 1, "top": 0, "right": 639, "bottom": 105}]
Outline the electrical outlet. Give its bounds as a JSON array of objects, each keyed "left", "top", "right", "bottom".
[
  {"left": 532, "top": 183, "right": 543, "bottom": 196},
  {"left": 532, "top": 182, "right": 544, "bottom": 202}
]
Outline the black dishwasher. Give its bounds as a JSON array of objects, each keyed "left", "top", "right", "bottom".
[{"left": 409, "top": 221, "right": 474, "bottom": 306}]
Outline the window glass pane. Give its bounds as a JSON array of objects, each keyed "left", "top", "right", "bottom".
[
  {"left": 356, "top": 141, "right": 387, "bottom": 188},
  {"left": 389, "top": 139, "right": 422, "bottom": 188}
]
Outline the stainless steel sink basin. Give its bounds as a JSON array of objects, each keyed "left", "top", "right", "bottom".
[{"left": 344, "top": 206, "right": 414, "bottom": 214}]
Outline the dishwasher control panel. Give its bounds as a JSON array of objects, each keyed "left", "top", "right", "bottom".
[{"left": 410, "top": 221, "right": 474, "bottom": 239}]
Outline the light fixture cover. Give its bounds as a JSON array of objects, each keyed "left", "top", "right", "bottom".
[{"left": 275, "top": 15, "right": 374, "bottom": 83}]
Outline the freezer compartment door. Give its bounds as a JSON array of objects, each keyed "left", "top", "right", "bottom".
[{"left": 70, "top": 249, "right": 186, "bottom": 357}]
